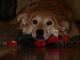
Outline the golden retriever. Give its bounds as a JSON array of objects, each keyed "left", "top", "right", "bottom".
[{"left": 10, "top": 0, "right": 80, "bottom": 40}]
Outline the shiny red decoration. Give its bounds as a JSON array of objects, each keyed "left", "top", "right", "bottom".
[
  {"left": 61, "top": 35, "right": 69, "bottom": 43},
  {"left": 34, "top": 41, "right": 46, "bottom": 46},
  {"left": 6, "top": 40, "right": 17, "bottom": 46},
  {"left": 48, "top": 36, "right": 60, "bottom": 43}
]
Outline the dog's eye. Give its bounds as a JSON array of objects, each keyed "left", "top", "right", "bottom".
[
  {"left": 47, "top": 21, "right": 52, "bottom": 25},
  {"left": 33, "top": 20, "right": 38, "bottom": 24}
]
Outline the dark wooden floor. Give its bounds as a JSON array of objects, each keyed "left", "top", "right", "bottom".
[{"left": 0, "top": 44, "right": 80, "bottom": 60}]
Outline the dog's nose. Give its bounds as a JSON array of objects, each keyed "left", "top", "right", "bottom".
[{"left": 36, "top": 29, "right": 44, "bottom": 36}]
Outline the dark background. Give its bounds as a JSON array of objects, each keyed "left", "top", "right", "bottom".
[{"left": 0, "top": 0, "right": 17, "bottom": 22}]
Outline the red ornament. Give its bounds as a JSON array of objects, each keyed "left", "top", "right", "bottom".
[
  {"left": 6, "top": 40, "right": 17, "bottom": 46},
  {"left": 61, "top": 35, "right": 69, "bottom": 43},
  {"left": 48, "top": 36, "right": 60, "bottom": 43},
  {"left": 34, "top": 41, "right": 46, "bottom": 46}
]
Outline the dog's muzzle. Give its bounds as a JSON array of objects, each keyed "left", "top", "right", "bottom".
[{"left": 36, "top": 29, "right": 44, "bottom": 40}]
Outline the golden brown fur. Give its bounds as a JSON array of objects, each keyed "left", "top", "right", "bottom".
[{"left": 10, "top": 0, "right": 80, "bottom": 40}]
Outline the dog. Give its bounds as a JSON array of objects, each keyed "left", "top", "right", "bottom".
[{"left": 10, "top": 0, "right": 80, "bottom": 40}]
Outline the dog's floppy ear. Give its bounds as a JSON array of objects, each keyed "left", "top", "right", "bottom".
[
  {"left": 17, "top": 13, "right": 33, "bottom": 34},
  {"left": 59, "top": 20, "right": 69, "bottom": 31},
  {"left": 17, "top": 13, "right": 29, "bottom": 29}
]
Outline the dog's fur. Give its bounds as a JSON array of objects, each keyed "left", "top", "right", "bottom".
[{"left": 10, "top": 0, "right": 80, "bottom": 40}]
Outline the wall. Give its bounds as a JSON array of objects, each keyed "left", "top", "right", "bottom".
[
  {"left": 16, "top": 0, "right": 40, "bottom": 13},
  {"left": 16, "top": 0, "right": 80, "bottom": 20},
  {"left": 66, "top": 0, "right": 80, "bottom": 20}
]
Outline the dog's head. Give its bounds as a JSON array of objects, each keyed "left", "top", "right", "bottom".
[{"left": 17, "top": 11, "right": 69, "bottom": 40}]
